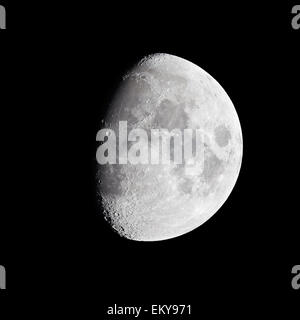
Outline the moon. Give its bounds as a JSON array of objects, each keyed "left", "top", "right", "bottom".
[{"left": 97, "top": 53, "right": 243, "bottom": 241}]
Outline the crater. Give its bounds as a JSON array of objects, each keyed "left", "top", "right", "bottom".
[
  {"left": 178, "top": 177, "right": 194, "bottom": 195},
  {"left": 153, "top": 100, "right": 188, "bottom": 131},
  {"left": 214, "top": 124, "right": 231, "bottom": 147},
  {"left": 97, "top": 164, "right": 124, "bottom": 196},
  {"left": 202, "top": 148, "right": 223, "bottom": 183}
]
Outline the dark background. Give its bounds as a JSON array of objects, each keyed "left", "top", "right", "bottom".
[{"left": 0, "top": 1, "right": 299, "bottom": 317}]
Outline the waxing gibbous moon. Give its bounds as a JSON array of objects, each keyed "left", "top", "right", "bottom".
[{"left": 97, "top": 53, "right": 243, "bottom": 241}]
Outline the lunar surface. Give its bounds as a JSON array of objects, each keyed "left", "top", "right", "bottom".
[{"left": 97, "top": 53, "right": 243, "bottom": 241}]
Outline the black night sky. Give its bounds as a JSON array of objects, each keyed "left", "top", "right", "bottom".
[{"left": 0, "top": 1, "right": 299, "bottom": 317}]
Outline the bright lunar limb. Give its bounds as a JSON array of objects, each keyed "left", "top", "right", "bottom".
[{"left": 97, "top": 53, "right": 243, "bottom": 241}]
